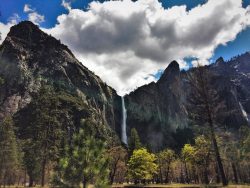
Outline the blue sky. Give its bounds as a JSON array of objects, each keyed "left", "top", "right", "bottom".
[{"left": 0, "top": 0, "right": 250, "bottom": 94}]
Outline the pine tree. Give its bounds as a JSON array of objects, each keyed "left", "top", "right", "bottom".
[
  {"left": 128, "top": 128, "right": 142, "bottom": 156},
  {"left": 0, "top": 116, "right": 20, "bottom": 187},
  {"left": 17, "top": 84, "right": 62, "bottom": 187},
  {"left": 54, "top": 119, "right": 109, "bottom": 188}
]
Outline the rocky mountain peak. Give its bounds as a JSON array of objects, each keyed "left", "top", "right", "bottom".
[
  {"left": 0, "top": 21, "right": 122, "bottom": 137},
  {"left": 166, "top": 60, "right": 179, "bottom": 71},
  {"left": 215, "top": 57, "right": 225, "bottom": 65},
  {"left": 5, "top": 21, "right": 70, "bottom": 51},
  {"left": 1, "top": 21, "right": 75, "bottom": 65},
  {"left": 158, "top": 60, "right": 180, "bottom": 83},
  {"left": 8, "top": 21, "right": 44, "bottom": 40}
]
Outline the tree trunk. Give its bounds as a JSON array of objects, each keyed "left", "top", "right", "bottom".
[
  {"left": 24, "top": 170, "right": 27, "bottom": 187},
  {"left": 41, "top": 157, "right": 47, "bottom": 187},
  {"left": 3, "top": 173, "right": 6, "bottom": 188},
  {"left": 165, "top": 165, "right": 170, "bottom": 184},
  {"left": 232, "top": 162, "right": 238, "bottom": 184},
  {"left": 196, "top": 66, "right": 227, "bottom": 185},
  {"left": 184, "top": 162, "right": 189, "bottom": 183},
  {"left": 210, "top": 124, "right": 227, "bottom": 186},
  {"left": 83, "top": 178, "right": 88, "bottom": 188},
  {"left": 159, "top": 166, "right": 163, "bottom": 184},
  {"left": 180, "top": 164, "right": 185, "bottom": 183},
  {"left": 109, "top": 159, "right": 119, "bottom": 184},
  {"left": 83, "top": 181, "right": 87, "bottom": 188},
  {"left": 206, "top": 102, "right": 228, "bottom": 186},
  {"left": 17, "top": 174, "right": 21, "bottom": 186},
  {"left": 203, "top": 167, "right": 209, "bottom": 184},
  {"left": 237, "top": 164, "right": 243, "bottom": 183},
  {"left": 192, "top": 166, "right": 198, "bottom": 183},
  {"left": 29, "top": 176, "right": 33, "bottom": 187},
  {"left": 0, "top": 169, "right": 2, "bottom": 188},
  {"left": 109, "top": 170, "right": 115, "bottom": 185},
  {"left": 215, "top": 164, "right": 220, "bottom": 183}
]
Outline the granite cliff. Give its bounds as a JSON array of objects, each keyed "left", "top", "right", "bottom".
[
  {"left": 0, "top": 21, "right": 122, "bottom": 142},
  {"left": 125, "top": 54, "right": 250, "bottom": 150}
]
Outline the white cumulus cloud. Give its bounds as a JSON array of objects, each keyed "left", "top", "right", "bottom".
[
  {"left": 61, "top": 0, "right": 72, "bottom": 11},
  {"left": 23, "top": 4, "right": 45, "bottom": 25},
  {"left": 44, "top": 0, "right": 250, "bottom": 95},
  {"left": 8, "top": 13, "right": 21, "bottom": 25},
  {"left": 0, "top": 22, "right": 13, "bottom": 44},
  {"left": 0, "top": 0, "right": 250, "bottom": 95},
  {"left": 27, "top": 12, "right": 45, "bottom": 24},
  {"left": 0, "top": 13, "right": 21, "bottom": 43},
  {"left": 24, "top": 4, "right": 35, "bottom": 13}
]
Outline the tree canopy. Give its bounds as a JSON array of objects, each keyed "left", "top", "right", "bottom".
[
  {"left": 0, "top": 116, "right": 20, "bottom": 186},
  {"left": 128, "top": 148, "right": 158, "bottom": 183},
  {"left": 53, "top": 119, "right": 109, "bottom": 188}
]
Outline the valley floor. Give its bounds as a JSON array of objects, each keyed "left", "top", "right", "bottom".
[
  {"left": 111, "top": 184, "right": 250, "bottom": 188},
  {"left": 5, "top": 184, "right": 250, "bottom": 188}
]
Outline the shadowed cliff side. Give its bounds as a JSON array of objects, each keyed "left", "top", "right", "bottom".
[
  {"left": 0, "top": 21, "right": 122, "bottom": 142},
  {"left": 126, "top": 54, "right": 250, "bottom": 151}
]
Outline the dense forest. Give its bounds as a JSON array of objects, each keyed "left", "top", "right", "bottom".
[{"left": 0, "top": 65, "right": 250, "bottom": 187}]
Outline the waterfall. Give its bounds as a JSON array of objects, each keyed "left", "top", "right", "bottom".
[
  {"left": 239, "top": 102, "right": 249, "bottom": 122},
  {"left": 121, "top": 96, "right": 128, "bottom": 145}
]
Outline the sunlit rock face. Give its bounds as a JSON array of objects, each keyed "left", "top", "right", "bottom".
[
  {"left": 126, "top": 54, "right": 250, "bottom": 151},
  {"left": 0, "top": 21, "right": 122, "bottom": 141}
]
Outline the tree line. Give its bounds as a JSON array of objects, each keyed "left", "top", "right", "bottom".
[
  {"left": 1, "top": 117, "right": 250, "bottom": 187},
  {"left": 108, "top": 127, "right": 250, "bottom": 185}
]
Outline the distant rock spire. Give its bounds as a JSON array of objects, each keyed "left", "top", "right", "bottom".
[
  {"left": 158, "top": 60, "right": 180, "bottom": 83},
  {"left": 215, "top": 57, "right": 225, "bottom": 66}
]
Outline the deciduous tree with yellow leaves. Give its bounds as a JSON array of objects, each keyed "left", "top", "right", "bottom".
[{"left": 128, "top": 148, "right": 158, "bottom": 184}]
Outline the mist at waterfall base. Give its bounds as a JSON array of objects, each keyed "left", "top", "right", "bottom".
[{"left": 121, "top": 97, "right": 128, "bottom": 145}]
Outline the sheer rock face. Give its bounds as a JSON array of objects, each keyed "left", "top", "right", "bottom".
[
  {"left": 0, "top": 21, "right": 122, "bottom": 140},
  {"left": 210, "top": 52, "right": 250, "bottom": 127},
  {"left": 126, "top": 55, "right": 250, "bottom": 150},
  {"left": 125, "top": 61, "right": 188, "bottom": 150}
]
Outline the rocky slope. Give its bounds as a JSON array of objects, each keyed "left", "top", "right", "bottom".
[
  {"left": 125, "top": 53, "right": 250, "bottom": 150},
  {"left": 0, "top": 21, "right": 122, "bottom": 141}
]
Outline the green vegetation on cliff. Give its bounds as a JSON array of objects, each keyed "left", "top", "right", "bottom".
[{"left": 0, "top": 77, "right": 4, "bottom": 85}]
